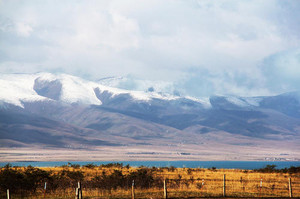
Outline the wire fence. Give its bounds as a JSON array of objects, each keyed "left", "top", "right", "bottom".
[
  {"left": 1, "top": 165, "right": 299, "bottom": 198},
  {"left": 3, "top": 176, "right": 299, "bottom": 198},
  {"left": 164, "top": 177, "right": 299, "bottom": 198}
]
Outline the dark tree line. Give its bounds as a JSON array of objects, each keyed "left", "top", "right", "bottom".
[
  {"left": 253, "top": 165, "right": 300, "bottom": 173},
  {"left": 88, "top": 168, "right": 160, "bottom": 190},
  {"left": 0, "top": 164, "right": 51, "bottom": 194},
  {"left": 0, "top": 164, "right": 160, "bottom": 196}
]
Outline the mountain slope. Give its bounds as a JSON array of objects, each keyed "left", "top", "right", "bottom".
[
  {"left": 0, "top": 72, "right": 299, "bottom": 161},
  {"left": 0, "top": 109, "right": 119, "bottom": 148}
]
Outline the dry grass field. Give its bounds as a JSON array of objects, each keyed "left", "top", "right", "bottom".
[{"left": 1, "top": 164, "right": 299, "bottom": 198}]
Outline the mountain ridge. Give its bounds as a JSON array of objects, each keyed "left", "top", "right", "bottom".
[{"left": 0, "top": 72, "right": 299, "bottom": 161}]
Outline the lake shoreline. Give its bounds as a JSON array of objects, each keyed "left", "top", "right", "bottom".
[{"left": 1, "top": 160, "right": 300, "bottom": 170}]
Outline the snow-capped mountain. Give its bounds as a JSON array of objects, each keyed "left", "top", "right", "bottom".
[
  {"left": 3, "top": 72, "right": 290, "bottom": 111},
  {"left": 0, "top": 73, "right": 211, "bottom": 109},
  {"left": 0, "top": 72, "right": 300, "bottom": 160}
]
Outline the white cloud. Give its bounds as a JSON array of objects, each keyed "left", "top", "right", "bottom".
[
  {"left": 15, "top": 22, "right": 33, "bottom": 37},
  {"left": 0, "top": 0, "right": 299, "bottom": 97},
  {"left": 261, "top": 48, "right": 300, "bottom": 93}
]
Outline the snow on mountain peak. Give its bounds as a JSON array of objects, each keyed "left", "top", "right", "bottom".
[
  {"left": 0, "top": 72, "right": 213, "bottom": 108},
  {"left": 211, "top": 95, "right": 263, "bottom": 108},
  {"left": 0, "top": 73, "right": 102, "bottom": 108},
  {"left": 0, "top": 73, "right": 49, "bottom": 108},
  {"left": 57, "top": 74, "right": 102, "bottom": 105},
  {"left": 185, "top": 96, "right": 212, "bottom": 108}
]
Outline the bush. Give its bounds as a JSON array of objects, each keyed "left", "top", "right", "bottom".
[
  {"left": 70, "top": 164, "right": 81, "bottom": 169},
  {"left": 100, "top": 163, "right": 123, "bottom": 168},
  {"left": 209, "top": 167, "right": 216, "bottom": 171},
  {"left": 51, "top": 169, "right": 84, "bottom": 190},
  {"left": 168, "top": 166, "right": 176, "bottom": 172},
  {"left": 0, "top": 164, "right": 51, "bottom": 194},
  {"left": 254, "top": 165, "right": 300, "bottom": 173},
  {"left": 83, "top": 163, "right": 96, "bottom": 169},
  {"left": 101, "top": 170, "right": 125, "bottom": 189},
  {"left": 128, "top": 168, "right": 154, "bottom": 189}
]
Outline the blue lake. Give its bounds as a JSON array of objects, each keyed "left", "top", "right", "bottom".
[{"left": 0, "top": 161, "right": 299, "bottom": 169}]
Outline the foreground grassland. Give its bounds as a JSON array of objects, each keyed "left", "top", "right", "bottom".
[{"left": 0, "top": 163, "right": 299, "bottom": 198}]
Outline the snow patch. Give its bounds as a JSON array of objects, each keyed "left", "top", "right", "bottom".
[
  {"left": 0, "top": 73, "right": 47, "bottom": 108},
  {"left": 58, "top": 74, "right": 102, "bottom": 105},
  {"left": 0, "top": 72, "right": 218, "bottom": 108},
  {"left": 185, "top": 96, "right": 212, "bottom": 108},
  {"left": 242, "top": 97, "right": 262, "bottom": 106}
]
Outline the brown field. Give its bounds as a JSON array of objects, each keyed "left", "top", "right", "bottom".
[{"left": 2, "top": 165, "right": 299, "bottom": 199}]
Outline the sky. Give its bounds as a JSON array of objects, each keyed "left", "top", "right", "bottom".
[{"left": 0, "top": 0, "right": 300, "bottom": 97}]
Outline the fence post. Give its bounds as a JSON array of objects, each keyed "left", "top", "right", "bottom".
[
  {"left": 164, "top": 179, "right": 168, "bottom": 199},
  {"left": 75, "top": 188, "right": 79, "bottom": 199},
  {"left": 75, "top": 182, "right": 82, "bottom": 199},
  {"left": 289, "top": 178, "right": 293, "bottom": 198},
  {"left": 259, "top": 178, "right": 263, "bottom": 197},
  {"left": 7, "top": 189, "right": 10, "bottom": 199},
  {"left": 223, "top": 174, "right": 226, "bottom": 197},
  {"left": 78, "top": 182, "right": 82, "bottom": 199},
  {"left": 44, "top": 182, "right": 47, "bottom": 198},
  {"left": 132, "top": 180, "right": 135, "bottom": 199}
]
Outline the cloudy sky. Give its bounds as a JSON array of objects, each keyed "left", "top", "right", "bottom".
[{"left": 0, "top": 0, "right": 300, "bottom": 97}]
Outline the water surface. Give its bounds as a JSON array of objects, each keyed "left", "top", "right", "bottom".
[{"left": 1, "top": 161, "right": 299, "bottom": 169}]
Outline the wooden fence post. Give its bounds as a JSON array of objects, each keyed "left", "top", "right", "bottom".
[
  {"left": 75, "top": 181, "right": 83, "bottom": 199},
  {"left": 259, "top": 178, "right": 263, "bottom": 197},
  {"left": 164, "top": 179, "right": 168, "bottom": 199},
  {"left": 7, "top": 189, "right": 10, "bottom": 199},
  {"left": 131, "top": 180, "right": 135, "bottom": 199},
  {"left": 44, "top": 182, "right": 47, "bottom": 198},
  {"left": 78, "top": 181, "right": 83, "bottom": 199},
  {"left": 75, "top": 188, "right": 79, "bottom": 199},
  {"left": 223, "top": 174, "right": 226, "bottom": 197},
  {"left": 289, "top": 178, "right": 293, "bottom": 198}
]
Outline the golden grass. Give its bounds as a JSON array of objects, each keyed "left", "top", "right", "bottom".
[{"left": 3, "top": 166, "right": 300, "bottom": 198}]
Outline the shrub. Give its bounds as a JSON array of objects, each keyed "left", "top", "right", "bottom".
[
  {"left": 0, "top": 164, "right": 51, "bottom": 194},
  {"left": 83, "top": 163, "right": 96, "bottom": 169},
  {"left": 128, "top": 168, "right": 154, "bottom": 189}
]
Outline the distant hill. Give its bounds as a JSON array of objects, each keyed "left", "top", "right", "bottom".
[{"left": 0, "top": 73, "right": 299, "bottom": 160}]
